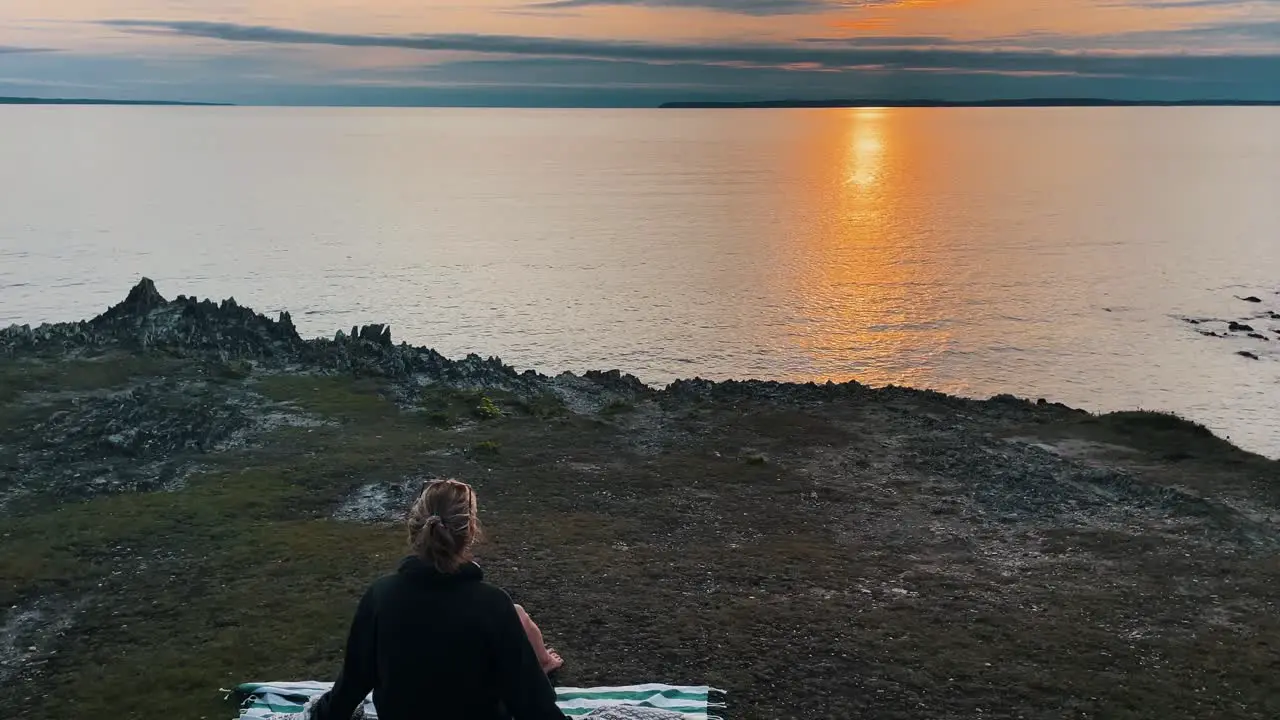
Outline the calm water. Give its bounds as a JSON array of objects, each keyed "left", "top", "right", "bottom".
[{"left": 1, "top": 107, "right": 1278, "bottom": 456}]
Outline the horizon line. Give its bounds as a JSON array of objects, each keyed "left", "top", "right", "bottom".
[{"left": 6, "top": 95, "right": 1280, "bottom": 109}]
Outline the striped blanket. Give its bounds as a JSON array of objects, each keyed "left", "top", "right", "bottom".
[{"left": 234, "top": 681, "right": 725, "bottom": 720}]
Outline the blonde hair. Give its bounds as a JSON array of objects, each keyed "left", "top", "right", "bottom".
[{"left": 407, "top": 478, "right": 482, "bottom": 573}]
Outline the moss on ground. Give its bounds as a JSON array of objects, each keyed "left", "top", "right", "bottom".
[
  {"left": 256, "top": 374, "right": 398, "bottom": 423},
  {"left": 0, "top": 354, "right": 182, "bottom": 403},
  {"left": 1089, "top": 410, "right": 1240, "bottom": 460},
  {"left": 0, "top": 369, "right": 601, "bottom": 717},
  {"left": 417, "top": 385, "right": 566, "bottom": 426},
  {"left": 3, "top": 366, "right": 1280, "bottom": 719},
  {"left": 601, "top": 399, "right": 636, "bottom": 415}
]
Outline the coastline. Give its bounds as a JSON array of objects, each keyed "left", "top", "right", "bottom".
[
  {"left": 2, "top": 279, "right": 1278, "bottom": 719},
  {"left": 659, "top": 98, "right": 1280, "bottom": 108},
  {"left": 0, "top": 97, "right": 231, "bottom": 106}
]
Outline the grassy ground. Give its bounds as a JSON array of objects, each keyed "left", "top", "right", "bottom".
[{"left": 2, "top": 355, "right": 1278, "bottom": 719}]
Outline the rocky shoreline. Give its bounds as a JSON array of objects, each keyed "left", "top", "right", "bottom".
[
  {"left": 3, "top": 280, "right": 1278, "bottom": 719},
  {"left": 1180, "top": 291, "right": 1280, "bottom": 361},
  {"left": 0, "top": 278, "right": 1103, "bottom": 509}
]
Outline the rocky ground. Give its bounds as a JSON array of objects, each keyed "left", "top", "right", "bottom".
[{"left": 2, "top": 280, "right": 1278, "bottom": 720}]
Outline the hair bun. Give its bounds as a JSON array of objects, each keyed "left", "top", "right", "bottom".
[{"left": 406, "top": 479, "right": 482, "bottom": 573}]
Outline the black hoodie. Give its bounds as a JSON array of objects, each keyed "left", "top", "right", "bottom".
[{"left": 307, "top": 556, "right": 568, "bottom": 720}]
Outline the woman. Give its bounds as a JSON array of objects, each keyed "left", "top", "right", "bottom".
[{"left": 303, "top": 479, "right": 568, "bottom": 720}]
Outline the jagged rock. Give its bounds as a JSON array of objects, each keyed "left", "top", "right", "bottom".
[
  {"left": 1228, "top": 322, "right": 1255, "bottom": 333},
  {"left": 0, "top": 278, "right": 311, "bottom": 360},
  {"left": 99, "top": 276, "right": 166, "bottom": 321},
  {"left": 1238, "top": 351, "right": 1260, "bottom": 360},
  {"left": 583, "top": 369, "right": 652, "bottom": 396},
  {"left": 356, "top": 324, "right": 392, "bottom": 346},
  {"left": 1248, "top": 333, "right": 1269, "bottom": 341},
  {"left": 0, "top": 279, "right": 548, "bottom": 393}
]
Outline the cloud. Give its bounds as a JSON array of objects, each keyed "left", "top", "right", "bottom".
[
  {"left": 1, "top": 17, "right": 1253, "bottom": 104},
  {"left": 0, "top": 46, "right": 56, "bottom": 55},
  {"left": 798, "top": 35, "right": 975, "bottom": 46},
  {"left": 100, "top": 19, "right": 1280, "bottom": 78},
  {"left": 829, "top": 17, "right": 894, "bottom": 31},
  {"left": 1104, "top": 0, "right": 1278, "bottom": 6},
  {"left": 519, "top": 0, "right": 940, "bottom": 14},
  {"left": 527, "top": 0, "right": 852, "bottom": 15},
  {"left": 8, "top": 43, "right": 1278, "bottom": 106},
  {"left": 983, "top": 19, "right": 1280, "bottom": 52},
  {"left": 1174, "top": 19, "right": 1280, "bottom": 39}
]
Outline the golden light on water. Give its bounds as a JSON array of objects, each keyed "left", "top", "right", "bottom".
[
  {"left": 781, "top": 107, "right": 956, "bottom": 390},
  {"left": 846, "top": 108, "right": 887, "bottom": 188}
]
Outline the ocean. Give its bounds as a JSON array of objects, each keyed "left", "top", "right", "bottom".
[{"left": 1, "top": 106, "right": 1278, "bottom": 455}]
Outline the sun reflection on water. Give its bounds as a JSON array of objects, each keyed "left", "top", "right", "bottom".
[
  {"left": 846, "top": 108, "right": 886, "bottom": 189},
  {"left": 782, "top": 108, "right": 957, "bottom": 391}
]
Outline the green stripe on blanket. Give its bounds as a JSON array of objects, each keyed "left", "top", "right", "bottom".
[{"left": 233, "top": 681, "right": 725, "bottom": 720}]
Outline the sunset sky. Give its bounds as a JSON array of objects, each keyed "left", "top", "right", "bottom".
[{"left": 2, "top": 0, "right": 1279, "bottom": 104}]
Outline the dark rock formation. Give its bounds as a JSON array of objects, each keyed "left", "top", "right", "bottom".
[
  {"left": 1, "top": 281, "right": 304, "bottom": 361},
  {"left": 100, "top": 276, "right": 166, "bottom": 320},
  {"left": 1229, "top": 321, "right": 1256, "bottom": 333},
  {"left": 1238, "top": 351, "right": 1260, "bottom": 360},
  {"left": 582, "top": 369, "right": 651, "bottom": 396},
  {"left": 1, "top": 278, "right": 547, "bottom": 393},
  {"left": 1241, "top": 296, "right": 1262, "bottom": 303}
]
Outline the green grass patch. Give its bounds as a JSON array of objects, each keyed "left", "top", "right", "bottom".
[
  {"left": 419, "top": 386, "right": 481, "bottom": 426},
  {"left": 256, "top": 375, "right": 398, "bottom": 423},
  {"left": 1098, "top": 410, "right": 1215, "bottom": 437},
  {"left": 601, "top": 399, "right": 636, "bottom": 415},
  {"left": 419, "top": 386, "right": 564, "bottom": 424},
  {"left": 0, "top": 354, "right": 181, "bottom": 403},
  {"left": 0, "top": 466, "right": 304, "bottom": 607},
  {"left": 20, "top": 518, "right": 401, "bottom": 720},
  {"left": 0, "top": 368, "right": 564, "bottom": 718},
  {"left": 212, "top": 359, "right": 254, "bottom": 380},
  {"left": 1086, "top": 410, "right": 1246, "bottom": 462},
  {"left": 474, "top": 395, "right": 504, "bottom": 420},
  {"left": 426, "top": 410, "right": 454, "bottom": 427},
  {"left": 509, "top": 392, "right": 568, "bottom": 419}
]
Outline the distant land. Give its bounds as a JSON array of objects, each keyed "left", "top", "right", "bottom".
[
  {"left": 660, "top": 98, "right": 1280, "bottom": 109},
  {"left": 0, "top": 96, "right": 230, "bottom": 106}
]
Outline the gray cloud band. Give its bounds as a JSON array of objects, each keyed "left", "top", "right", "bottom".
[{"left": 101, "top": 19, "right": 1280, "bottom": 81}]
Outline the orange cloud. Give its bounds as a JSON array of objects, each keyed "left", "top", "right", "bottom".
[
  {"left": 853, "top": 0, "right": 964, "bottom": 8},
  {"left": 823, "top": 0, "right": 972, "bottom": 37},
  {"left": 830, "top": 17, "right": 892, "bottom": 31}
]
